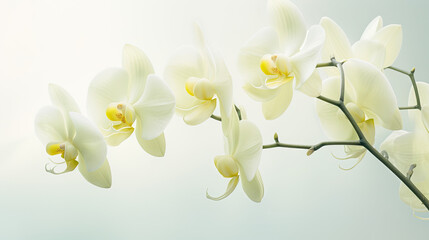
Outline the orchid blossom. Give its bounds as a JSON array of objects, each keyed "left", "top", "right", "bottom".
[
  {"left": 164, "top": 24, "right": 232, "bottom": 126},
  {"left": 206, "top": 108, "right": 264, "bottom": 202},
  {"left": 87, "top": 44, "right": 175, "bottom": 157},
  {"left": 35, "top": 84, "right": 112, "bottom": 188},
  {"left": 381, "top": 82, "right": 429, "bottom": 211},
  {"left": 321, "top": 16, "right": 402, "bottom": 70},
  {"left": 237, "top": 0, "right": 325, "bottom": 120},
  {"left": 316, "top": 59, "right": 402, "bottom": 166}
]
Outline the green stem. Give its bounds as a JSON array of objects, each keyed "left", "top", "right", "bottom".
[
  {"left": 386, "top": 66, "right": 421, "bottom": 110},
  {"left": 210, "top": 114, "right": 221, "bottom": 121}
]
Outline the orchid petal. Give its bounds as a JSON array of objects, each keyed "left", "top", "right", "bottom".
[
  {"left": 87, "top": 68, "right": 129, "bottom": 128},
  {"left": 69, "top": 112, "right": 107, "bottom": 172},
  {"left": 104, "top": 127, "right": 134, "bottom": 146},
  {"left": 267, "top": 0, "right": 306, "bottom": 55},
  {"left": 238, "top": 27, "right": 281, "bottom": 87},
  {"left": 296, "top": 70, "right": 322, "bottom": 97},
  {"left": 234, "top": 120, "right": 263, "bottom": 181},
  {"left": 343, "top": 59, "right": 402, "bottom": 130},
  {"left": 290, "top": 25, "right": 325, "bottom": 91},
  {"left": 320, "top": 17, "right": 353, "bottom": 62},
  {"left": 316, "top": 77, "right": 356, "bottom": 140},
  {"left": 181, "top": 99, "right": 217, "bottom": 126},
  {"left": 35, "top": 106, "right": 68, "bottom": 145},
  {"left": 164, "top": 45, "right": 207, "bottom": 109},
  {"left": 193, "top": 23, "right": 216, "bottom": 81},
  {"left": 133, "top": 74, "right": 175, "bottom": 140},
  {"left": 206, "top": 176, "right": 239, "bottom": 201},
  {"left": 241, "top": 170, "right": 264, "bottom": 203},
  {"left": 135, "top": 132, "right": 166, "bottom": 157},
  {"left": 399, "top": 182, "right": 429, "bottom": 212},
  {"left": 48, "top": 84, "right": 80, "bottom": 113},
  {"left": 122, "top": 44, "right": 154, "bottom": 104},
  {"left": 360, "top": 16, "right": 383, "bottom": 40},
  {"left": 212, "top": 49, "right": 233, "bottom": 120},
  {"left": 372, "top": 24, "right": 402, "bottom": 67},
  {"left": 409, "top": 82, "right": 429, "bottom": 129},
  {"left": 352, "top": 40, "right": 386, "bottom": 69},
  {"left": 226, "top": 107, "right": 240, "bottom": 156},
  {"left": 262, "top": 81, "right": 293, "bottom": 120},
  {"left": 78, "top": 158, "right": 112, "bottom": 188},
  {"left": 243, "top": 83, "right": 279, "bottom": 102}
]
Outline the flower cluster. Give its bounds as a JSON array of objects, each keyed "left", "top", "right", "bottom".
[{"left": 34, "top": 0, "right": 429, "bottom": 213}]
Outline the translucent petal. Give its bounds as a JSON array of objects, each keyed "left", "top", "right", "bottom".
[
  {"left": 267, "top": 0, "right": 306, "bottom": 56},
  {"left": 122, "top": 44, "right": 154, "bottom": 104},
  {"left": 290, "top": 25, "right": 325, "bottom": 89},
  {"left": 78, "top": 157, "right": 112, "bottom": 188},
  {"left": 133, "top": 74, "right": 175, "bottom": 140},
  {"left": 164, "top": 45, "right": 207, "bottom": 110},
  {"left": 234, "top": 120, "right": 263, "bottom": 181},
  {"left": 320, "top": 17, "right": 353, "bottom": 62},
  {"left": 316, "top": 77, "right": 356, "bottom": 140},
  {"left": 241, "top": 170, "right": 264, "bottom": 203},
  {"left": 69, "top": 112, "right": 107, "bottom": 172},
  {"left": 206, "top": 176, "right": 239, "bottom": 201},
  {"left": 181, "top": 99, "right": 217, "bottom": 125},
  {"left": 352, "top": 40, "right": 386, "bottom": 69},
  {"left": 399, "top": 181, "right": 429, "bottom": 212},
  {"left": 135, "top": 132, "right": 166, "bottom": 157},
  {"left": 48, "top": 83, "right": 80, "bottom": 113},
  {"left": 225, "top": 107, "right": 240, "bottom": 156},
  {"left": 360, "top": 16, "right": 383, "bottom": 40},
  {"left": 212, "top": 49, "right": 233, "bottom": 119},
  {"left": 380, "top": 130, "right": 429, "bottom": 182},
  {"left": 193, "top": 23, "right": 216, "bottom": 81},
  {"left": 87, "top": 68, "right": 129, "bottom": 129},
  {"left": 243, "top": 83, "right": 279, "bottom": 102},
  {"left": 104, "top": 127, "right": 134, "bottom": 146},
  {"left": 237, "top": 27, "right": 281, "bottom": 87},
  {"left": 262, "top": 81, "right": 293, "bottom": 120},
  {"left": 409, "top": 82, "right": 429, "bottom": 129},
  {"left": 295, "top": 70, "right": 322, "bottom": 97},
  {"left": 34, "top": 106, "right": 68, "bottom": 145},
  {"left": 343, "top": 59, "right": 402, "bottom": 130},
  {"left": 372, "top": 24, "right": 402, "bottom": 67}
]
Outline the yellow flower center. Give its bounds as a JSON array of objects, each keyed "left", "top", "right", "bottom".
[
  {"left": 105, "top": 102, "right": 135, "bottom": 127},
  {"left": 45, "top": 142, "right": 79, "bottom": 174},
  {"left": 260, "top": 54, "right": 294, "bottom": 88},
  {"left": 214, "top": 155, "right": 239, "bottom": 178},
  {"left": 185, "top": 77, "right": 215, "bottom": 100}
]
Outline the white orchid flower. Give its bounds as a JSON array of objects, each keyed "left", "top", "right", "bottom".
[
  {"left": 316, "top": 59, "right": 402, "bottom": 165},
  {"left": 35, "top": 84, "right": 112, "bottom": 188},
  {"left": 237, "top": 0, "right": 325, "bottom": 120},
  {"left": 164, "top": 24, "right": 233, "bottom": 127},
  {"left": 87, "top": 44, "right": 175, "bottom": 157},
  {"left": 320, "top": 16, "right": 402, "bottom": 70},
  {"left": 206, "top": 108, "right": 264, "bottom": 202},
  {"left": 381, "top": 82, "right": 429, "bottom": 211}
]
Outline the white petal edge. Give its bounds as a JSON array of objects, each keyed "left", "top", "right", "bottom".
[
  {"left": 320, "top": 17, "right": 353, "bottom": 62},
  {"left": 49, "top": 83, "right": 80, "bottom": 113},
  {"left": 78, "top": 158, "right": 112, "bottom": 188},
  {"left": 267, "top": 0, "right": 306, "bottom": 56},
  {"left": 241, "top": 170, "right": 264, "bottom": 203},
  {"left": 296, "top": 69, "right": 322, "bottom": 97},
  {"left": 136, "top": 132, "right": 166, "bottom": 157},
  {"left": 234, "top": 120, "right": 263, "bottom": 181},
  {"left": 352, "top": 40, "right": 386, "bottom": 69},
  {"left": 262, "top": 81, "right": 293, "bottom": 120},
  {"left": 343, "top": 59, "right": 402, "bottom": 130},
  {"left": 69, "top": 112, "right": 107, "bottom": 172},
  {"left": 122, "top": 44, "right": 155, "bottom": 104},
  {"left": 181, "top": 99, "right": 217, "bottom": 126},
  {"left": 34, "top": 106, "right": 68, "bottom": 145},
  {"left": 360, "top": 16, "right": 383, "bottom": 40},
  {"left": 133, "top": 74, "right": 175, "bottom": 140},
  {"left": 372, "top": 24, "right": 402, "bottom": 68}
]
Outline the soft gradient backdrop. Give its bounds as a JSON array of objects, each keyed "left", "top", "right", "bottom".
[{"left": 1, "top": 0, "right": 428, "bottom": 239}]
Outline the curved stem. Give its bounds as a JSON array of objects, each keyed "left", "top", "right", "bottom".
[{"left": 386, "top": 66, "right": 421, "bottom": 110}]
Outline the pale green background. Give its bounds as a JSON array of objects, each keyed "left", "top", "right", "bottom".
[{"left": 0, "top": 0, "right": 428, "bottom": 239}]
